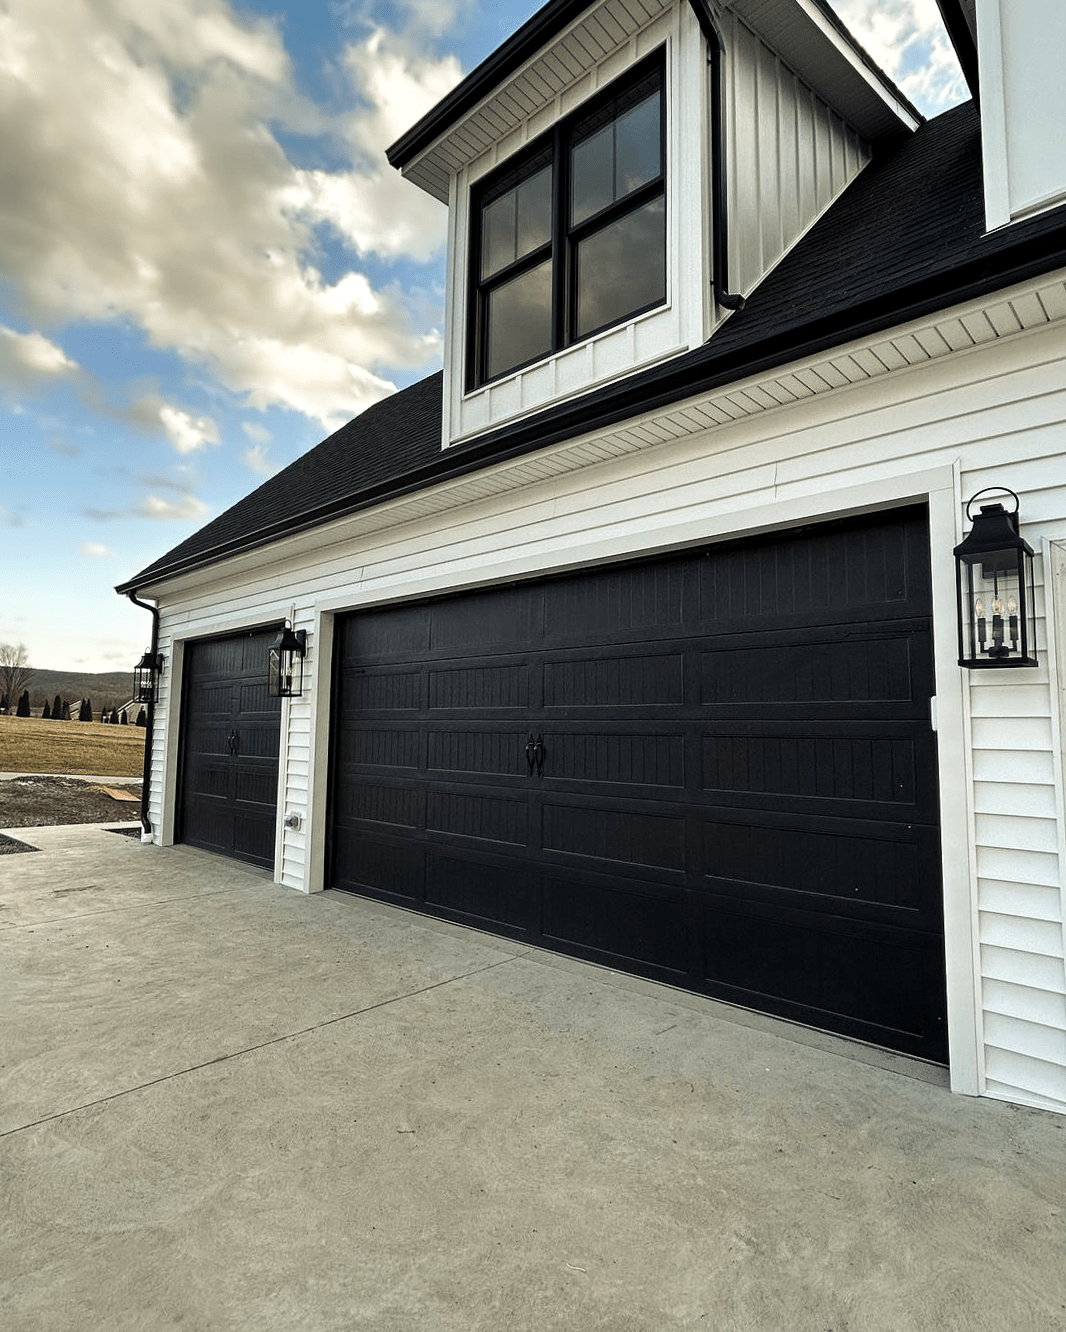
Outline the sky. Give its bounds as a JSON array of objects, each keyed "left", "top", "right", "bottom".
[{"left": 0, "top": 0, "right": 967, "bottom": 675}]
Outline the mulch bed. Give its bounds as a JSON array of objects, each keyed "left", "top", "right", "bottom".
[
  {"left": 0, "top": 832, "right": 39, "bottom": 855},
  {"left": 0, "top": 777, "right": 143, "bottom": 853}
]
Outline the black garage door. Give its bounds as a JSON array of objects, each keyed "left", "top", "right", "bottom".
[
  {"left": 330, "top": 508, "right": 946, "bottom": 1062},
  {"left": 178, "top": 628, "right": 283, "bottom": 870}
]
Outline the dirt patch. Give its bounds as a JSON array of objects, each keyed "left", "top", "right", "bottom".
[{"left": 0, "top": 776, "right": 142, "bottom": 830}]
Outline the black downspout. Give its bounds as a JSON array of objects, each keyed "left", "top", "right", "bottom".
[
  {"left": 126, "top": 590, "right": 159, "bottom": 837},
  {"left": 686, "top": 0, "right": 746, "bottom": 313}
]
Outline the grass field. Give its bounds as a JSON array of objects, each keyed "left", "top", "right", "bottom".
[{"left": 0, "top": 715, "right": 146, "bottom": 777}]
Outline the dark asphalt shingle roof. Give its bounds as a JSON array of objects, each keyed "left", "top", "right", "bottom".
[{"left": 117, "top": 101, "right": 1066, "bottom": 594}]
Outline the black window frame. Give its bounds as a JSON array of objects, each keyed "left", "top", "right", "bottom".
[{"left": 467, "top": 50, "right": 667, "bottom": 392}]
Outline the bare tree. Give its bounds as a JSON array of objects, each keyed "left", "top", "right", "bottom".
[{"left": 0, "top": 643, "right": 33, "bottom": 710}]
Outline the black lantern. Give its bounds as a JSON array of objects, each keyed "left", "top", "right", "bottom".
[
  {"left": 133, "top": 649, "right": 164, "bottom": 703},
  {"left": 954, "top": 489, "right": 1037, "bottom": 669},
  {"left": 269, "top": 624, "right": 307, "bottom": 697}
]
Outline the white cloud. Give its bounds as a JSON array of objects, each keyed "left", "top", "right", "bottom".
[
  {"left": 0, "top": 325, "right": 78, "bottom": 388},
  {"left": 0, "top": 504, "right": 27, "bottom": 527},
  {"left": 243, "top": 444, "right": 276, "bottom": 477},
  {"left": 829, "top": 0, "right": 966, "bottom": 114},
  {"left": 82, "top": 541, "right": 112, "bottom": 557},
  {"left": 241, "top": 420, "right": 271, "bottom": 443},
  {"left": 0, "top": 0, "right": 453, "bottom": 430},
  {"left": 136, "top": 492, "right": 209, "bottom": 521},
  {"left": 159, "top": 404, "right": 220, "bottom": 453}
]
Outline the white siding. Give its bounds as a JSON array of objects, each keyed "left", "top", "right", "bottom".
[
  {"left": 145, "top": 287, "right": 1066, "bottom": 1114},
  {"left": 723, "top": 8, "right": 870, "bottom": 298}
]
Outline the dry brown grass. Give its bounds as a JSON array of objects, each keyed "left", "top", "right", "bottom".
[{"left": 0, "top": 715, "right": 146, "bottom": 777}]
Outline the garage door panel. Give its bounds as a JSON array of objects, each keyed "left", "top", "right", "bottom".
[
  {"left": 341, "top": 669, "right": 421, "bottom": 712},
  {"left": 700, "top": 516, "right": 928, "bottom": 629},
  {"left": 545, "top": 730, "right": 686, "bottom": 787},
  {"left": 541, "top": 871, "right": 691, "bottom": 978},
  {"left": 701, "top": 728, "right": 934, "bottom": 815},
  {"left": 697, "top": 896, "right": 945, "bottom": 1058},
  {"left": 699, "top": 813, "right": 932, "bottom": 915},
  {"left": 700, "top": 631, "right": 930, "bottom": 713},
  {"left": 425, "top": 728, "right": 531, "bottom": 777},
  {"left": 333, "top": 832, "right": 425, "bottom": 902},
  {"left": 429, "top": 662, "right": 529, "bottom": 710},
  {"left": 340, "top": 726, "right": 421, "bottom": 771},
  {"left": 543, "top": 561, "right": 688, "bottom": 643},
  {"left": 335, "top": 780, "right": 422, "bottom": 830},
  {"left": 342, "top": 603, "right": 430, "bottom": 660},
  {"left": 187, "top": 762, "right": 229, "bottom": 800},
  {"left": 425, "top": 851, "right": 535, "bottom": 930},
  {"left": 431, "top": 586, "right": 537, "bottom": 652},
  {"left": 426, "top": 789, "right": 529, "bottom": 846},
  {"left": 542, "top": 802, "right": 686, "bottom": 871},
  {"left": 543, "top": 650, "right": 685, "bottom": 709}
]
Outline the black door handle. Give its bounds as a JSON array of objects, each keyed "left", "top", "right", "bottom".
[
  {"left": 533, "top": 734, "right": 545, "bottom": 777},
  {"left": 525, "top": 733, "right": 536, "bottom": 776},
  {"left": 227, "top": 729, "right": 240, "bottom": 757}
]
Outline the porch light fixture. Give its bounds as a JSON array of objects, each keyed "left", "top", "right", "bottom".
[
  {"left": 133, "top": 649, "right": 164, "bottom": 703},
  {"left": 954, "top": 488, "right": 1038, "bottom": 669},
  {"left": 269, "top": 624, "right": 307, "bottom": 697}
]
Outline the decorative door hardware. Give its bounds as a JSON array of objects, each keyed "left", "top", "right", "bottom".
[
  {"left": 227, "top": 729, "right": 241, "bottom": 757},
  {"left": 525, "top": 733, "right": 545, "bottom": 777}
]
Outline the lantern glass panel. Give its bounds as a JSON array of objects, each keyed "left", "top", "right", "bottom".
[
  {"left": 956, "top": 545, "right": 1037, "bottom": 668},
  {"left": 268, "top": 629, "right": 305, "bottom": 697}
]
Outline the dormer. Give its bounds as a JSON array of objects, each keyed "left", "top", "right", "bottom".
[
  {"left": 387, "top": 0, "right": 920, "bottom": 449},
  {"left": 937, "top": 0, "right": 1066, "bottom": 231}
]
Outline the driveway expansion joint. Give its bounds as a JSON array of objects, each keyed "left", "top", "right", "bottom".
[{"left": 0, "top": 951, "right": 529, "bottom": 1139}]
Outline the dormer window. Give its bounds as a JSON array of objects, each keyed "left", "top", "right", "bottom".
[{"left": 469, "top": 53, "right": 666, "bottom": 390}]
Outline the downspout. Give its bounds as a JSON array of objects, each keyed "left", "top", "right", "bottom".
[
  {"left": 126, "top": 589, "right": 159, "bottom": 837},
  {"left": 686, "top": 0, "right": 746, "bottom": 312}
]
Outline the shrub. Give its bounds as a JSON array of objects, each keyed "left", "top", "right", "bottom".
[{"left": 16, "top": 690, "right": 31, "bottom": 717}]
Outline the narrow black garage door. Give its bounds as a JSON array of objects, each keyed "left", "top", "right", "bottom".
[
  {"left": 330, "top": 508, "right": 946, "bottom": 1062},
  {"left": 178, "top": 628, "right": 282, "bottom": 869}
]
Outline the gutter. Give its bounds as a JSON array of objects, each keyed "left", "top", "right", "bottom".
[
  {"left": 686, "top": 0, "right": 746, "bottom": 312},
  {"left": 125, "top": 590, "right": 159, "bottom": 837}
]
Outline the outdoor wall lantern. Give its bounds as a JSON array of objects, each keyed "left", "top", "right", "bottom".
[
  {"left": 133, "top": 649, "right": 164, "bottom": 703},
  {"left": 269, "top": 624, "right": 307, "bottom": 697},
  {"left": 954, "top": 488, "right": 1038, "bottom": 669}
]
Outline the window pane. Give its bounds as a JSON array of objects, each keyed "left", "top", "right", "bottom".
[
  {"left": 485, "top": 257, "right": 553, "bottom": 380},
  {"left": 574, "top": 196, "right": 665, "bottom": 340},
  {"left": 571, "top": 121, "right": 614, "bottom": 227},
  {"left": 482, "top": 189, "right": 516, "bottom": 279},
  {"left": 615, "top": 91, "right": 660, "bottom": 196},
  {"left": 516, "top": 165, "right": 553, "bottom": 260}
]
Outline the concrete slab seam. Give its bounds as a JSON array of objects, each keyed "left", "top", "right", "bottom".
[{"left": 0, "top": 950, "right": 530, "bottom": 1141}]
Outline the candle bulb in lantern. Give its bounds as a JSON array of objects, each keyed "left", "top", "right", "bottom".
[
  {"left": 975, "top": 597, "right": 987, "bottom": 652},
  {"left": 990, "top": 595, "right": 1007, "bottom": 657},
  {"left": 1007, "top": 595, "right": 1019, "bottom": 652}
]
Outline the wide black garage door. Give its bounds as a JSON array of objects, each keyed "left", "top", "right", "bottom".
[
  {"left": 330, "top": 508, "right": 946, "bottom": 1061},
  {"left": 178, "top": 628, "right": 282, "bottom": 870}
]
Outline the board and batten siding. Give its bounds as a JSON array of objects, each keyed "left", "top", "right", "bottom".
[
  {"left": 144, "top": 303, "right": 1066, "bottom": 1115},
  {"left": 722, "top": 6, "right": 870, "bottom": 300}
]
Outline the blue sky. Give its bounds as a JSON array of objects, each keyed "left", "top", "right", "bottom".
[{"left": 0, "top": 0, "right": 965, "bottom": 674}]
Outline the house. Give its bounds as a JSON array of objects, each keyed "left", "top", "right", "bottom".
[{"left": 116, "top": 0, "right": 1066, "bottom": 1115}]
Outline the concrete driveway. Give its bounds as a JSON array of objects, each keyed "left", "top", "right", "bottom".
[{"left": 2, "top": 825, "right": 1065, "bottom": 1332}]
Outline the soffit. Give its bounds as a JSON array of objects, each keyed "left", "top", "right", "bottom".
[
  {"left": 393, "top": 0, "right": 919, "bottom": 205},
  {"left": 146, "top": 268, "right": 1066, "bottom": 605}
]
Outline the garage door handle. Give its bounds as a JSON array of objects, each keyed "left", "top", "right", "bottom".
[
  {"left": 227, "top": 729, "right": 240, "bottom": 757},
  {"left": 525, "top": 733, "right": 537, "bottom": 776},
  {"left": 533, "top": 734, "right": 545, "bottom": 777}
]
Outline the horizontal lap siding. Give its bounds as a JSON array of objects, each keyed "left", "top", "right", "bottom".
[{"left": 148, "top": 315, "right": 1066, "bottom": 1111}]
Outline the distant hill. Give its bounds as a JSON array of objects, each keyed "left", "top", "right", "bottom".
[{"left": 27, "top": 669, "right": 134, "bottom": 712}]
